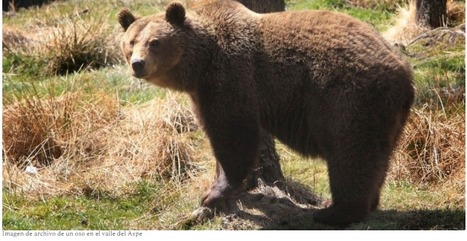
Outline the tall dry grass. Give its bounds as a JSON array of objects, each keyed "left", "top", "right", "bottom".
[
  {"left": 2, "top": 10, "right": 121, "bottom": 75},
  {"left": 383, "top": 1, "right": 465, "bottom": 190},
  {"left": 2, "top": 91, "right": 201, "bottom": 198},
  {"left": 391, "top": 107, "right": 465, "bottom": 185},
  {"left": 383, "top": 1, "right": 428, "bottom": 44},
  {"left": 41, "top": 17, "right": 120, "bottom": 75},
  {"left": 383, "top": 0, "right": 465, "bottom": 44}
]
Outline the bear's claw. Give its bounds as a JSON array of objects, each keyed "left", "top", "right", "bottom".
[{"left": 201, "top": 187, "right": 239, "bottom": 214}]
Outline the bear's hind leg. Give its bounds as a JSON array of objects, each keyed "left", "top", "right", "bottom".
[
  {"left": 369, "top": 160, "right": 390, "bottom": 211},
  {"left": 313, "top": 149, "right": 389, "bottom": 226}
]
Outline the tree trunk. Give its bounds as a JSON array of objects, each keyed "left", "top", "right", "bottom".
[
  {"left": 233, "top": 0, "right": 286, "bottom": 190},
  {"left": 416, "top": 0, "right": 447, "bottom": 28},
  {"left": 243, "top": 130, "right": 285, "bottom": 189},
  {"left": 236, "top": 0, "right": 285, "bottom": 13},
  {"left": 3, "top": 0, "right": 49, "bottom": 11}
]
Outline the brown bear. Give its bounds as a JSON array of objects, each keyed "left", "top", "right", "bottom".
[{"left": 117, "top": 0, "right": 414, "bottom": 226}]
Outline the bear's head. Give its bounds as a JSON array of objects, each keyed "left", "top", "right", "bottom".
[{"left": 118, "top": 2, "right": 187, "bottom": 87}]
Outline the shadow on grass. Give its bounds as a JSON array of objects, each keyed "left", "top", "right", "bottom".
[{"left": 230, "top": 191, "right": 465, "bottom": 230}]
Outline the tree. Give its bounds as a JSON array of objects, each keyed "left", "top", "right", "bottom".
[
  {"left": 236, "top": 0, "right": 285, "bottom": 13},
  {"left": 416, "top": 0, "right": 447, "bottom": 28}
]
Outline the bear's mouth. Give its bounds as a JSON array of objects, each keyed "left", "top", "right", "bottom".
[{"left": 132, "top": 71, "right": 147, "bottom": 79}]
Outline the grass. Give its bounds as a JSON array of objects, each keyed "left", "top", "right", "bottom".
[
  {"left": 287, "top": 0, "right": 401, "bottom": 31},
  {"left": 3, "top": 181, "right": 160, "bottom": 230},
  {"left": 2, "top": 0, "right": 465, "bottom": 231},
  {"left": 3, "top": 17, "right": 119, "bottom": 77},
  {"left": 2, "top": 65, "right": 164, "bottom": 106}
]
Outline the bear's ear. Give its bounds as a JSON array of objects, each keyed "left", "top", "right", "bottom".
[
  {"left": 118, "top": 8, "right": 137, "bottom": 31},
  {"left": 165, "top": 2, "right": 186, "bottom": 26}
]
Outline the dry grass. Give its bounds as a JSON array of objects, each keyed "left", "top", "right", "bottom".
[
  {"left": 383, "top": 1, "right": 428, "bottom": 44},
  {"left": 2, "top": 26, "right": 30, "bottom": 49},
  {"left": 383, "top": 0, "right": 465, "bottom": 44},
  {"left": 2, "top": 91, "right": 201, "bottom": 198},
  {"left": 2, "top": 10, "right": 121, "bottom": 75},
  {"left": 3, "top": 91, "right": 117, "bottom": 195},
  {"left": 383, "top": 0, "right": 464, "bottom": 191},
  {"left": 40, "top": 18, "right": 120, "bottom": 75},
  {"left": 447, "top": 0, "right": 466, "bottom": 26},
  {"left": 391, "top": 107, "right": 465, "bottom": 186},
  {"left": 2, "top": 91, "right": 120, "bottom": 167}
]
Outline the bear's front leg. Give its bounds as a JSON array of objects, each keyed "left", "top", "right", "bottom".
[{"left": 200, "top": 117, "right": 260, "bottom": 214}]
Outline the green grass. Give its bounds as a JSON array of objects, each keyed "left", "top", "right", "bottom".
[
  {"left": 279, "top": 144, "right": 331, "bottom": 200},
  {"left": 2, "top": 177, "right": 227, "bottom": 230},
  {"left": 2, "top": 0, "right": 165, "bottom": 27},
  {"left": 406, "top": 32, "right": 466, "bottom": 111},
  {"left": 287, "top": 0, "right": 395, "bottom": 31},
  {"left": 3, "top": 188, "right": 149, "bottom": 230},
  {"left": 2, "top": 181, "right": 182, "bottom": 230},
  {"left": 2, "top": 51, "right": 46, "bottom": 77},
  {"left": 5, "top": 163, "right": 463, "bottom": 230},
  {"left": 275, "top": 146, "right": 465, "bottom": 230},
  {"left": 2, "top": 65, "right": 164, "bottom": 106}
]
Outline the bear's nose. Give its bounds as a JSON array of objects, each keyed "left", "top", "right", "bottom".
[{"left": 131, "top": 59, "right": 146, "bottom": 77}]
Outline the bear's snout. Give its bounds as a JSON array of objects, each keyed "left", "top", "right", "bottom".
[{"left": 131, "top": 59, "right": 146, "bottom": 78}]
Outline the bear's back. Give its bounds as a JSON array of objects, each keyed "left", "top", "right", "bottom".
[
  {"left": 258, "top": 10, "right": 408, "bottom": 77},
  {"left": 190, "top": 1, "right": 410, "bottom": 84},
  {"left": 190, "top": 0, "right": 260, "bottom": 55}
]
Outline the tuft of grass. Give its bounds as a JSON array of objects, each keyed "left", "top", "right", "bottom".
[
  {"left": 3, "top": 93, "right": 75, "bottom": 168},
  {"left": 447, "top": 0, "right": 466, "bottom": 26},
  {"left": 2, "top": 86, "right": 202, "bottom": 198},
  {"left": 384, "top": 1, "right": 465, "bottom": 44},
  {"left": 107, "top": 93, "right": 199, "bottom": 183},
  {"left": 384, "top": 0, "right": 465, "bottom": 193},
  {"left": 3, "top": 13, "right": 121, "bottom": 76},
  {"left": 391, "top": 108, "right": 465, "bottom": 185},
  {"left": 40, "top": 17, "right": 121, "bottom": 75}
]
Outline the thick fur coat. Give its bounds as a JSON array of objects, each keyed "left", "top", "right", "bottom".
[{"left": 118, "top": 0, "right": 414, "bottom": 226}]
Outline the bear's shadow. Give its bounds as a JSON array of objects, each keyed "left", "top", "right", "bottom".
[{"left": 216, "top": 180, "right": 465, "bottom": 230}]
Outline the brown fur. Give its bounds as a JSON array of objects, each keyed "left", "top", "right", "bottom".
[{"left": 118, "top": 0, "right": 414, "bottom": 226}]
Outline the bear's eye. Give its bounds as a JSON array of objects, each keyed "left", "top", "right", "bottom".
[
  {"left": 129, "top": 40, "right": 135, "bottom": 47},
  {"left": 149, "top": 39, "right": 159, "bottom": 47}
]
